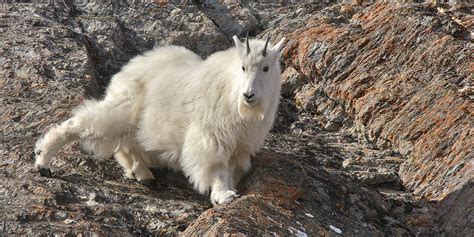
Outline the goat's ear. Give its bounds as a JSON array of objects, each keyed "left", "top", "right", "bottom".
[
  {"left": 233, "top": 35, "right": 242, "bottom": 50},
  {"left": 271, "top": 37, "right": 286, "bottom": 53}
]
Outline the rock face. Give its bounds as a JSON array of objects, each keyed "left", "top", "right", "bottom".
[
  {"left": 184, "top": 148, "right": 411, "bottom": 236},
  {"left": 275, "top": 1, "right": 473, "bottom": 202},
  {"left": 1, "top": 1, "right": 472, "bottom": 236}
]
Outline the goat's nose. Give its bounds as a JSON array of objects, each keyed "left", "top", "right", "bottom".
[{"left": 243, "top": 92, "right": 256, "bottom": 100}]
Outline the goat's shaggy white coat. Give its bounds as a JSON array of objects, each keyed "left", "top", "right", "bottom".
[{"left": 35, "top": 36, "right": 286, "bottom": 204}]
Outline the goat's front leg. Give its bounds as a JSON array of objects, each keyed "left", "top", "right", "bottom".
[
  {"left": 210, "top": 163, "right": 239, "bottom": 205},
  {"left": 182, "top": 156, "right": 240, "bottom": 205},
  {"left": 229, "top": 153, "right": 252, "bottom": 189},
  {"left": 181, "top": 131, "right": 239, "bottom": 204}
]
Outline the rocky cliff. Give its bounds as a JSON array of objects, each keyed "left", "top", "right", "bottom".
[{"left": 0, "top": 1, "right": 472, "bottom": 236}]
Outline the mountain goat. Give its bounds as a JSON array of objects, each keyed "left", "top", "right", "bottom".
[{"left": 34, "top": 35, "right": 286, "bottom": 204}]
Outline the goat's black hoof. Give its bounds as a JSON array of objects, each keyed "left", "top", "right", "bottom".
[
  {"left": 38, "top": 168, "right": 52, "bottom": 177},
  {"left": 139, "top": 179, "right": 156, "bottom": 189}
]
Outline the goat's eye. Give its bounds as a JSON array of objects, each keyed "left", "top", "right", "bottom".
[
  {"left": 241, "top": 65, "right": 245, "bottom": 71},
  {"left": 263, "top": 66, "right": 269, "bottom": 72}
]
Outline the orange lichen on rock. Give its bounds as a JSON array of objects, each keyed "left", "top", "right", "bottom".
[{"left": 277, "top": 2, "right": 473, "bottom": 202}]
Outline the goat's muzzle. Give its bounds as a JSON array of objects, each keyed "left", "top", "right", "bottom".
[{"left": 243, "top": 92, "right": 259, "bottom": 105}]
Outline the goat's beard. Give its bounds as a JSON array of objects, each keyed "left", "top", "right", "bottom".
[{"left": 238, "top": 99, "right": 266, "bottom": 122}]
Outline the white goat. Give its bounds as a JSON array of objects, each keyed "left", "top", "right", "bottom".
[{"left": 34, "top": 35, "right": 286, "bottom": 204}]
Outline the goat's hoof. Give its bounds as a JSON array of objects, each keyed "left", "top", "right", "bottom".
[
  {"left": 139, "top": 179, "right": 156, "bottom": 188},
  {"left": 211, "top": 190, "right": 240, "bottom": 205},
  {"left": 38, "top": 168, "right": 52, "bottom": 177}
]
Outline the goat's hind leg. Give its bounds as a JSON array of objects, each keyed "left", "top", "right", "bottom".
[
  {"left": 114, "top": 150, "right": 135, "bottom": 179},
  {"left": 114, "top": 146, "right": 155, "bottom": 187},
  {"left": 34, "top": 118, "right": 80, "bottom": 176},
  {"left": 35, "top": 100, "right": 107, "bottom": 176},
  {"left": 35, "top": 98, "right": 132, "bottom": 177}
]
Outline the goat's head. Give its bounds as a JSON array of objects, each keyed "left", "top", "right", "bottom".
[{"left": 233, "top": 33, "right": 286, "bottom": 121}]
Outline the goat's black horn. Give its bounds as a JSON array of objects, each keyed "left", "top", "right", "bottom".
[
  {"left": 262, "top": 33, "right": 271, "bottom": 57},
  {"left": 245, "top": 32, "right": 250, "bottom": 55}
]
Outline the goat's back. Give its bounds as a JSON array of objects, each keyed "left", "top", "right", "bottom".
[{"left": 136, "top": 46, "right": 239, "bottom": 154}]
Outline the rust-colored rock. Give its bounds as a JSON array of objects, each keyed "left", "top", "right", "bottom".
[
  {"left": 275, "top": 3, "right": 472, "bottom": 202},
  {"left": 184, "top": 150, "right": 410, "bottom": 236}
]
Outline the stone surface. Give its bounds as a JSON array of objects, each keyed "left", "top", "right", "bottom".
[
  {"left": 1, "top": 1, "right": 472, "bottom": 236},
  {"left": 437, "top": 180, "right": 474, "bottom": 236},
  {"left": 184, "top": 151, "right": 405, "bottom": 236},
  {"left": 271, "top": 0, "right": 473, "bottom": 213}
]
